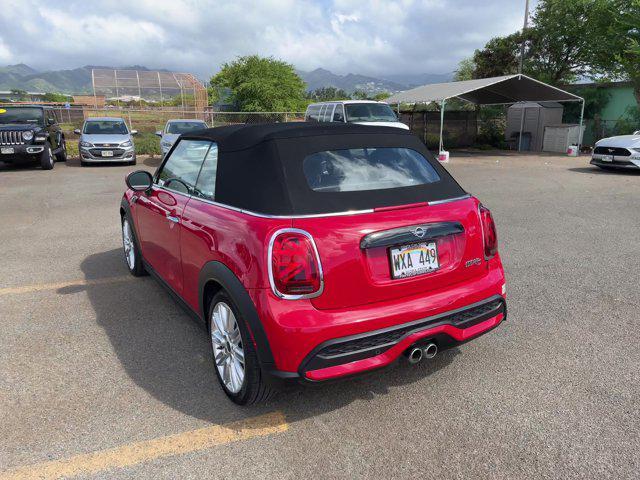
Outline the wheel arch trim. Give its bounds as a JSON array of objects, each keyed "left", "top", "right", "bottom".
[{"left": 198, "top": 261, "right": 275, "bottom": 367}]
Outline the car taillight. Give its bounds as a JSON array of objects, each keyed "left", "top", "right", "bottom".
[
  {"left": 479, "top": 204, "right": 498, "bottom": 259},
  {"left": 269, "top": 229, "right": 323, "bottom": 298}
]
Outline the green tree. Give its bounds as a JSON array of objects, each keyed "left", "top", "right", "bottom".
[
  {"left": 472, "top": 32, "right": 523, "bottom": 79},
  {"left": 351, "top": 89, "right": 369, "bottom": 100},
  {"left": 210, "top": 55, "right": 307, "bottom": 112},
  {"left": 454, "top": 57, "right": 475, "bottom": 81},
  {"left": 372, "top": 92, "right": 390, "bottom": 101},
  {"left": 526, "top": 0, "right": 616, "bottom": 84},
  {"left": 42, "top": 92, "right": 68, "bottom": 103},
  {"left": 465, "top": 0, "right": 618, "bottom": 85},
  {"left": 306, "top": 87, "right": 349, "bottom": 101},
  {"left": 607, "top": 0, "right": 640, "bottom": 105},
  {"left": 10, "top": 89, "right": 28, "bottom": 100}
]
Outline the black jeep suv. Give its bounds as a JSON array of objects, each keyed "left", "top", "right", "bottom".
[{"left": 0, "top": 105, "right": 67, "bottom": 170}]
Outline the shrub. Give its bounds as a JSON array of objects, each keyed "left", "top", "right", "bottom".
[{"left": 134, "top": 133, "right": 161, "bottom": 156}]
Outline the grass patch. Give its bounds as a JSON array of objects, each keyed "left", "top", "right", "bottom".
[
  {"left": 64, "top": 133, "right": 160, "bottom": 158},
  {"left": 134, "top": 133, "right": 161, "bottom": 155}
]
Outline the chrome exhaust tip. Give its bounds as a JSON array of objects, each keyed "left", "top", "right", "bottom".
[
  {"left": 423, "top": 342, "right": 438, "bottom": 359},
  {"left": 407, "top": 347, "right": 423, "bottom": 364}
]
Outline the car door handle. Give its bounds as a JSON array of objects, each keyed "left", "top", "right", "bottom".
[{"left": 166, "top": 214, "right": 179, "bottom": 223}]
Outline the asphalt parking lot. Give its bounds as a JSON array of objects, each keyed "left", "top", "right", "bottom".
[{"left": 1, "top": 153, "right": 639, "bottom": 479}]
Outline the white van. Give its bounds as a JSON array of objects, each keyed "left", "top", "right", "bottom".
[{"left": 305, "top": 100, "right": 409, "bottom": 130}]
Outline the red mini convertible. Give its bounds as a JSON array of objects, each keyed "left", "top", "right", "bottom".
[{"left": 121, "top": 123, "right": 506, "bottom": 405}]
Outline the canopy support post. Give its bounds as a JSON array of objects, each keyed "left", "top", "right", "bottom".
[
  {"left": 397, "top": 102, "right": 400, "bottom": 115},
  {"left": 578, "top": 98, "right": 585, "bottom": 153},
  {"left": 439, "top": 98, "right": 446, "bottom": 153},
  {"left": 517, "top": 101, "right": 526, "bottom": 152}
]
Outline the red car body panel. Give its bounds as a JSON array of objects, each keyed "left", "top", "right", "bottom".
[
  {"left": 294, "top": 197, "right": 487, "bottom": 310},
  {"left": 135, "top": 188, "right": 189, "bottom": 294}
]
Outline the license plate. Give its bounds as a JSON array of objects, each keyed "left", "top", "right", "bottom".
[
  {"left": 600, "top": 155, "right": 613, "bottom": 162},
  {"left": 1, "top": 147, "right": 14, "bottom": 154},
  {"left": 390, "top": 242, "right": 439, "bottom": 279},
  {"left": 101, "top": 150, "right": 114, "bottom": 157}
]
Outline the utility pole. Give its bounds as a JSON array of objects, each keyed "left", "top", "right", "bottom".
[
  {"left": 518, "top": 0, "right": 530, "bottom": 74},
  {"left": 517, "top": 0, "right": 530, "bottom": 151}
]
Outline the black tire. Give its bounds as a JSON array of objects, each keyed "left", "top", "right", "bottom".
[
  {"left": 208, "top": 291, "right": 275, "bottom": 405},
  {"left": 128, "top": 158, "right": 137, "bottom": 166},
  {"left": 55, "top": 138, "right": 67, "bottom": 162},
  {"left": 121, "top": 214, "right": 146, "bottom": 277},
  {"left": 40, "top": 143, "right": 54, "bottom": 170},
  {"left": 81, "top": 160, "right": 88, "bottom": 167}
]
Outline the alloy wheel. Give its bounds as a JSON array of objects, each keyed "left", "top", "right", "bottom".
[
  {"left": 122, "top": 219, "right": 135, "bottom": 270},
  {"left": 210, "top": 301, "right": 245, "bottom": 394}
]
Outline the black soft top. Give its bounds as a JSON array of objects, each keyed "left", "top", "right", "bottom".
[{"left": 182, "top": 123, "right": 466, "bottom": 216}]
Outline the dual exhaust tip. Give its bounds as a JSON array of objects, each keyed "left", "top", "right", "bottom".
[{"left": 406, "top": 342, "right": 438, "bottom": 364}]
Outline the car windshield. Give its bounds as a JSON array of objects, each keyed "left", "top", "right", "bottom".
[
  {"left": 0, "top": 107, "right": 44, "bottom": 125},
  {"left": 345, "top": 103, "right": 398, "bottom": 123},
  {"left": 83, "top": 120, "right": 128, "bottom": 135},
  {"left": 167, "top": 122, "right": 207, "bottom": 134},
  {"left": 303, "top": 147, "right": 441, "bottom": 192}
]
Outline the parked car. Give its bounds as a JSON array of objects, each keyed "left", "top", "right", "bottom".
[
  {"left": 0, "top": 105, "right": 67, "bottom": 170},
  {"left": 590, "top": 130, "right": 640, "bottom": 170},
  {"left": 305, "top": 100, "right": 409, "bottom": 130},
  {"left": 74, "top": 117, "right": 137, "bottom": 166},
  {"left": 155, "top": 119, "right": 208, "bottom": 156},
  {"left": 120, "top": 123, "right": 506, "bottom": 405}
]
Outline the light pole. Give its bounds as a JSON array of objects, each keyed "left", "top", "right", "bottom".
[
  {"left": 517, "top": 0, "right": 530, "bottom": 151},
  {"left": 518, "top": 0, "right": 530, "bottom": 75}
]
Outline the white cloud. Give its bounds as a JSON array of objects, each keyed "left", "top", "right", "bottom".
[
  {"left": 0, "top": 37, "right": 13, "bottom": 64},
  {"left": 0, "top": 0, "right": 529, "bottom": 78}
]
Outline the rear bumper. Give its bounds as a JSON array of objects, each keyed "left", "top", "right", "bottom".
[
  {"left": 300, "top": 295, "right": 505, "bottom": 379},
  {"left": 252, "top": 259, "right": 506, "bottom": 383}
]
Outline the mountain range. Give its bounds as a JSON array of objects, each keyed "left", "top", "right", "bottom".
[{"left": 0, "top": 64, "right": 452, "bottom": 95}]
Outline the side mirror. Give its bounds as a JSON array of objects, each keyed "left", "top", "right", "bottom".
[
  {"left": 126, "top": 170, "right": 153, "bottom": 192},
  {"left": 155, "top": 130, "right": 163, "bottom": 137},
  {"left": 73, "top": 129, "right": 81, "bottom": 135},
  {"left": 130, "top": 130, "right": 138, "bottom": 135}
]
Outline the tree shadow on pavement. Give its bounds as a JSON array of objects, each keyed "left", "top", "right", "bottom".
[{"left": 77, "top": 248, "right": 460, "bottom": 426}]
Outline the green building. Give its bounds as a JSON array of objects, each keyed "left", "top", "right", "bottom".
[{"left": 568, "top": 81, "right": 638, "bottom": 145}]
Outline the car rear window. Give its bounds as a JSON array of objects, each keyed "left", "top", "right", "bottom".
[
  {"left": 167, "top": 122, "right": 207, "bottom": 134},
  {"left": 302, "top": 147, "right": 441, "bottom": 192}
]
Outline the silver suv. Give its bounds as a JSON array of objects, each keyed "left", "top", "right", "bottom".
[{"left": 75, "top": 117, "right": 137, "bottom": 166}]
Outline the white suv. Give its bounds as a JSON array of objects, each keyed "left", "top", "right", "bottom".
[{"left": 305, "top": 101, "right": 409, "bottom": 130}]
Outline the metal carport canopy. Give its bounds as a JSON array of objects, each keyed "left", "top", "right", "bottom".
[{"left": 385, "top": 74, "right": 584, "bottom": 152}]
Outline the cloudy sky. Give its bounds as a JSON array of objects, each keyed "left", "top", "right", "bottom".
[{"left": 0, "top": 0, "right": 532, "bottom": 78}]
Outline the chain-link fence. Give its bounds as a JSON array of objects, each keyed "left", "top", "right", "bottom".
[
  {"left": 42, "top": 107, "right": 304, "bottom": 133},
  {"left": 0, "top": 106, "right": 305, "bottom": 156},
  {"left": 399, "top": 110, "right": 479, "bottom": 149}
]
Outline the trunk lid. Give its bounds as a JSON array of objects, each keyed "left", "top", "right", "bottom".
[{"left": 294, "top": 196, "right": 487, "bottom": 310}]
